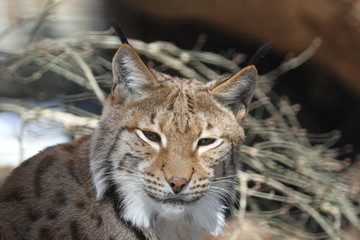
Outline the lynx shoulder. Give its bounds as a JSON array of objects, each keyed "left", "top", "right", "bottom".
[{"left": 0, "top": 42, "right": 257, "bottom": 239}]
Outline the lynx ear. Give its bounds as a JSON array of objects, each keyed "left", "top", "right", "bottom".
[
  {"left": 112, "top": 44, "right": 157, "bottom": 102},
  {"left": 210, "top": 66, "right": 258, "bottom": 122}
]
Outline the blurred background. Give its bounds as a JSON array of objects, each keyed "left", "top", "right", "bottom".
[{"left": 0, "top": 0, "right": 360, "bottom": 165}]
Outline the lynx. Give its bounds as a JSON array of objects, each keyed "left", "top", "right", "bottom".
[{"left": 0, "top": 39, "right": 257, "bottom": 239}]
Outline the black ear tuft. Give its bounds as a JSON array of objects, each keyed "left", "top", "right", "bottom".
[
  {"left": 113, "top": 23, "right": 129, "bottom": 45},
  {"left": 248, "top": 42, "right": 271, "bottom": 66}
]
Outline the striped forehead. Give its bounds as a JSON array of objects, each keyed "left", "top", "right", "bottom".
[
  {"left": 166, "top": 85, "right": 196, "bottom": 109},
  {"left": 138, "top": 75, "right": 216, "bottom": 133},
  {"left": 161, "top": 86, "right": 199, "bottom": 133}
]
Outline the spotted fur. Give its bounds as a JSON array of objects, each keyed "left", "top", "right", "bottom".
[{"left": 0, "top": 43, "right": 257, "bottom": 240}]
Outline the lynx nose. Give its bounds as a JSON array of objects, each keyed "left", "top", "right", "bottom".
[{"left": 168, "top": 177, "right": 188, "bottom": 194}]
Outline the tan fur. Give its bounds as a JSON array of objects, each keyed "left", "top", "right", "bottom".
[{"left": 0, "top": 43, "right": 257, "bottom": 240}]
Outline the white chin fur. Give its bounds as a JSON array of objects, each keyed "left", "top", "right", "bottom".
[
  {"left": 159, "top": 203, "right": 186, "bottom": 220},
  {"left": 118, "top": 176, "right": 227, "bottom": 239}
]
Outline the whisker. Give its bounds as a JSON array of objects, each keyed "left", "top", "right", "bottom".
[
  {"left": 202, "top": 191, "right": 236, "bottom": 218},
  {"left": 117, "top": 165, "right": 142, "bottom": 174},
  {"left": 209, "top": 184, "right": 237, "bottom": 194},
  {"left": 208, "top": 187, "right": 238, "bottom": 206},
  {"left": 211, "top": 181, "right": 238, "bottom": 188},
  {"left": 208, "top": 186, "right": 237, "bottom": 201}
]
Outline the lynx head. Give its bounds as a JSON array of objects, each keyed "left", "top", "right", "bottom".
[{"left": 90, "top": 44, "right": 257, "bottom": 236}]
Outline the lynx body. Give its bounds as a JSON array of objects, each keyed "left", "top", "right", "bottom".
[{"left": 0, "top": 43, "right": 257, "bottom": 240}]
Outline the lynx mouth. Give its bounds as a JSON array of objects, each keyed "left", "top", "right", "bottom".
[
  {"left": 147, "top": 193, "right": 189, "bottom": 204},
  {"left": 146, "top": 190, "right": 203, "bottom": 204},
  {"left": 162, "top": 199, "right": 187, "bottom": 205}
]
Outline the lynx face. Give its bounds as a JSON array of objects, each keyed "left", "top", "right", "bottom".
[{"left": 90, "top": 45, "right": 257, "bottom": 237}]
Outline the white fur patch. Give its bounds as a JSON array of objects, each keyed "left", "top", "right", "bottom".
[
  {"left": 159, "top": 203, "right": 186, "bottom": 220},
  {"left": 90, "top": 150, "right": 111, "bottom": 200},
  {"left": 160, "top": 132, "right": 167, "bottom": 148},
  {"left": 117, "top": 174, "right": 155, "bottom": 228},
  {"left": 189, "top": 193, "right": 227, "bottom": 236}
]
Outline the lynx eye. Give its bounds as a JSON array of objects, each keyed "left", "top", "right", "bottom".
[
  {"left": 197, "top": 138, "right": 216, "bottom": 146},
  {"left": 142, "top": 131, "right": 161, "bottom": 143}
]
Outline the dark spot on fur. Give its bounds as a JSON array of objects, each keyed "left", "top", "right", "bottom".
[
  {"left": 53, "top": 191, "right": 67, "bottom": 206},
  {"left": 103, "top": 182, "right": 122, "bottom": 220},
  {"left": 122, "top": 219, "right": 147, "bottom": 240},
  {"left": 150, "top": 113, "right": 156, "bottom": 124},
  {"left": 90, "top": 213, "right": 103, "bottom": 227},
  {"left": 147, "top": 185, "right": 165, "bottom": 193},
  {"left": 39, "top": 227, "right": 52, "bottom": 240},
  {"left": 75, "top": 200, "right": 86, "bottom": 210},
  {"left": 47, "top": 209, "right": 58, "bottom": 220},
  {"left": 28, "top": 209, "right": 42, "bottom": 221},
  {"left": 222, "top": 160, "right": 226, "bottom": 177},
  {"left": 167, "top": 100, "right": 175, "bottom": 111},
  {"left": 3, "top": 188, "right": 25, "bottom": 202},
  {"left": 70, "top": 221, "right": 81, "bottom": 240},
  {"left": 34, "top": 156, "right": 55, "bottom": 198}
]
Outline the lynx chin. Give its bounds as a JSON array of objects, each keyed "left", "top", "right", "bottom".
[{"left": 0, "top": 39, "right": 257, "bottom": 239}]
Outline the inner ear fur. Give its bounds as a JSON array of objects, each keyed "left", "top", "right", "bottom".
[
  {"left": 111, "top": 44, "right": 158, "bottom": 103},
  {"left": 210, "top": 65, "right": 258, "bottom": 122}
]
